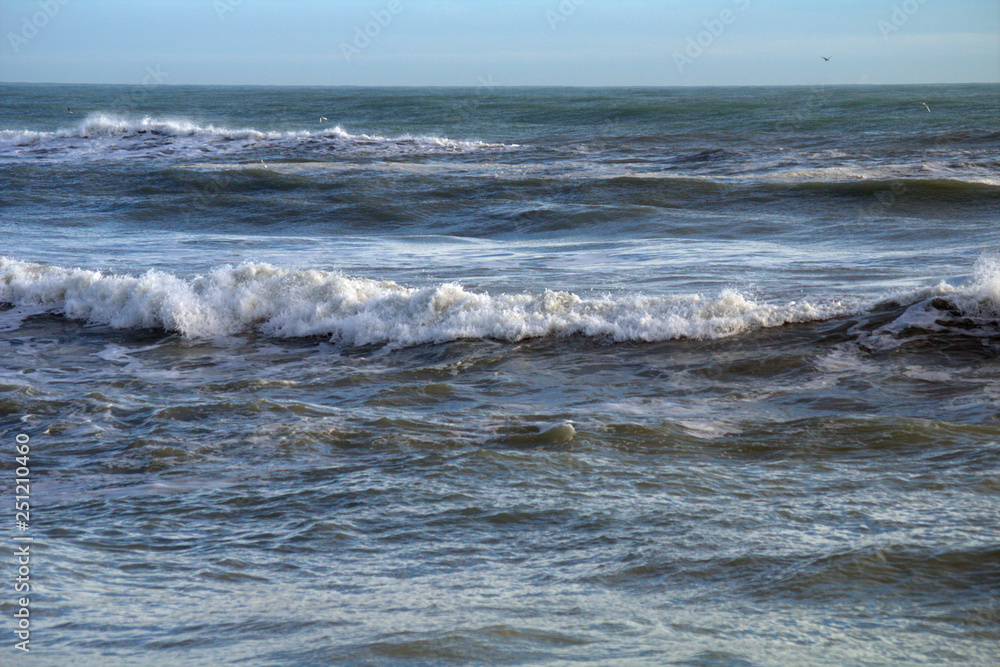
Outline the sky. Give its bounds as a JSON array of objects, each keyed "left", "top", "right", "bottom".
[{"left": 1, "top": 0, "right": 998, "bottom": 87}]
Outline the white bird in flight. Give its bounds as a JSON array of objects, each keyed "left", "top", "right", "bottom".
[
  {"left": 319, "top": 116, "right": 327, "bottom": 123},
  {"left": 921, "top": 103, "right": 931, "bottom": 112}
]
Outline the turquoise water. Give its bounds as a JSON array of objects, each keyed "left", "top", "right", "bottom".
[{"left": 1, "top": 83, "right": 999, "bottom": 665}]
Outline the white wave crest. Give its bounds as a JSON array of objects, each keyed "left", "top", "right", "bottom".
[
  {"left": 0, "top": 258, "right": 855, "bottom": 346},
  {"left": 853, "top": 256, "right": 1000, "bottom": 350},
  {"left": 0, "top": 113, "right": 505, "bottom": 157},
  {"left": 892, "top": 257, "right": 1000, "bottom": 322}
]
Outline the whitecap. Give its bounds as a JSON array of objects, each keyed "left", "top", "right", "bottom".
[
  {"left": 0, "top": 257, "right": 861, "bottom": 347},
  {"left": 0, "top": 113, "right": 509, "bottom": 161}
]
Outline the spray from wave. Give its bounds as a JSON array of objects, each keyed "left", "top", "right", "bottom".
[{"left": 853, "top": 256, "right": 1000, "bottom": 350}]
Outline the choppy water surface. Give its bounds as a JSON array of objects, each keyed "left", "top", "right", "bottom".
[{"left": 1, "top": 84, "right": 999, "bottom": 665}]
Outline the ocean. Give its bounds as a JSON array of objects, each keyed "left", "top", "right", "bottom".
[{"left": 1, "top": 83, "right": 998, "bottom": 665}]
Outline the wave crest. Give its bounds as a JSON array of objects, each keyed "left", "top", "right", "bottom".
[
  {"left": 0, "top": 113, "right": 506, "bottom": 158},
  {"left": 6, "top": 258, "right": 997, "bottom": 349},
  {"left": 852, "top": 258, "right": 1000, "bottom": 350},
  {"left": 0, "top": 258, "right": 855, "bottom": 346}
]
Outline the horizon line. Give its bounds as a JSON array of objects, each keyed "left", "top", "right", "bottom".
[{"left": 1, "top": 80, "right": 997, "bottom": 89}]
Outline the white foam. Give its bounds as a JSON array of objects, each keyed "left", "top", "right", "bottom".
[
  {"left": 675, "top": 419, "right": 740, "bottom": 440},
  {"left": 815, "top": 347, "right": 869, "bottom": 374},
  {"left": 0, "top": 304, "right": 50, "bottom": 332},
  {"left": 902, "top": 366, "right": 954, "bottom": 383},
  {"left": 855, "top": 256, "right": 1000, "bottom": 350},
  {"left": 0, "top": 113, "right": 506, "bottom": 159},
  {"left": 0, "top": 258, "right": 861, "bottom": 347},
  {"left": 901, "top": 258, "right": 999, "bottom": 320}
]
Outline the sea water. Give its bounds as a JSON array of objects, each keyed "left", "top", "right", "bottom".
[{"left": 1, "top": 84, "right": 999, "bottom": 665}]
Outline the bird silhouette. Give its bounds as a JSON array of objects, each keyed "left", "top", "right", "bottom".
[{"left": 822, "top": 56, "right": 831, "bottom": 61}]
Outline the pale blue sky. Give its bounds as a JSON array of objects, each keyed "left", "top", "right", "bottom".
[{"left": 2, "top": 0, "right": 998, "bottom": 86}]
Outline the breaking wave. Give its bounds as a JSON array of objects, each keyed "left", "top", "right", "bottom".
[
  {"left": 0, "top": 258, "right": 856, "bottom": 346},
  {"left": 852, "top": 257, "right": 1000, "bottom": 350},
  {"left": 3, "top": 257, "right": 997, "bottom": 349},
  {"left": 0, "top": 113, "right": 507, "bottom": 160}
]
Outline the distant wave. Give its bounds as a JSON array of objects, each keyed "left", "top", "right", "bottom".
[
  {"left": 3, "top": 257, "right": 997, "bottom": 349},
  {"left": 0, "top": 113, "right": 507, "bottom": 159},
  {"left": 2, "top": 114, "right": 996, "bottom": 191}
]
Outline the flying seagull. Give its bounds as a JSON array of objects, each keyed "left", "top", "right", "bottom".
[
  {"left": 319, "top": 116, "right": 327, "bottom": 123},
  {"left": 822, "top": 56, "right": 831, "bottom": 61},
  {"left": 921, "top": 103, "right": 931, "bottom": 112}
]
